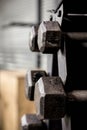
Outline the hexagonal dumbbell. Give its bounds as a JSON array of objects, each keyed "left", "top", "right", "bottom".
[
  {"left": 34, "top": 76, "right": 66, "bottom": 119},
  {"left": 21, "top": 114, "right": 47, "bottom": 130},
  {"left": 29, "top": 25, "right": 39, "bottom": 52},
  {"left": 34, "top": 76, "right": 87, "bottom": 120},
  {"left": 38, "top": 21, "right": 61, "bottom": 53},
  {"left": 25, "top": 70, "right": 48, "bottom": 100}
]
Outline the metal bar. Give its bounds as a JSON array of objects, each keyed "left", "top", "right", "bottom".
[
  {"left": 67, "top": 90, "right": 87, "bottom": 102},
  {"left": 52, "top": 53, "right": 58, "bottom": 76},
  {"left": 36, "top": 0, "right": 42, "bottom": 68},
  {"left": 65, "top": 32, "right": 87, "bottom": 41},
  {"left": 67, "top": 13, "right": 87, "bottom": 16}
]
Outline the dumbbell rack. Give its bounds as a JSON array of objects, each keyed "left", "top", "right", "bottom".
[{"left": 21, "top": 1, "right": 87, "bottom": 130}]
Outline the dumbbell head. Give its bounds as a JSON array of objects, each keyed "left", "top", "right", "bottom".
[
  {"left": 34, "top": 76, "right": 66, "bottom": 119},
  {"left": 38, "top": 21, "right": 61, "bottom": 53},
  {"left": 25, "top": 70, "right": 87, "bottom": 119},
  {"left": 29, "top": 25, "right": 39, "bottom": 52},
  {"left": 25, "top": 70, "right": 48, "bottom": 100},
  {"left": 21, "top": 114, "right": 47, "bottom": 130}
]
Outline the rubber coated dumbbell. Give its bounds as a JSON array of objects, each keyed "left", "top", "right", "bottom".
[
  {"left": 38, "top": 21, "right": 61, "bottom": 53},
  {"left": 29, "top": 25, "right": 39, "bottom": 52},
  {"left": 21, "top": 114, "right": 47, "bottom": 130},
  {"left": 34, "top": 76, "right": 66, "bottom": 119},
  {"left": 25, "top": 70, "right": 48, "bottom": 100}
]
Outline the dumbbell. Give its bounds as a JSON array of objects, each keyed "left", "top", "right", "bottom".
[
  {"left": 25, "top": 70, "right": 48, "bottom": 100},
  {"left": 29, "top": 25, "right": 39, "bottom": 52},
  {"left": 21, "top": 114, "right": 47, "bottom": 130},
  {"left": 34, "top": 76, "right": 66, "bottom": 119},
  {"left": 34, "top": 76, "right": 87, "bottom": 119},
  {"left": 38, "top": 21, "right": 61, "bottom": 53}
]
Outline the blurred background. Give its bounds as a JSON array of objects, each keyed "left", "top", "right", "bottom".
[{"left": 0, "top": 0, "right": 59, "bottom": 130}]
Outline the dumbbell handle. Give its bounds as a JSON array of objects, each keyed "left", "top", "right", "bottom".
[
  {"left": 65, "top": 32, "right": 87, "bottom": 41},
  {"left": 67, "top": 90, "right": 87, "bottom": 102}
]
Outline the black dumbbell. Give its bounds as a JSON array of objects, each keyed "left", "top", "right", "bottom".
[
  {"left": 34, "top": 75, "right": 87, "bottom": 119},
  {"left": 25, "top": 70, "right": 48, "bottom": 100},
  {"left": 21, "top": 114, "right": 47, "bottom": 130},
  {"left": 38, "top": 21, "right": 61, "bottom": 53},
  {"left": 34, "top": 76, "right": 66, "bottom": 119},
  {"left": 29, "top": 25, "right": 39, "bottom": 52}
]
